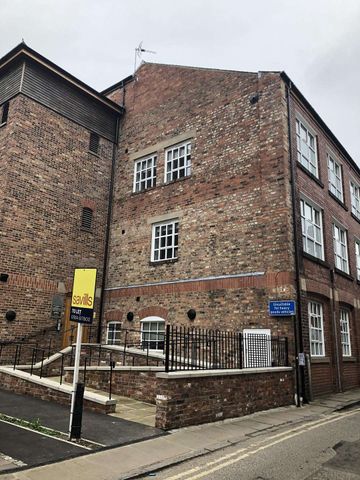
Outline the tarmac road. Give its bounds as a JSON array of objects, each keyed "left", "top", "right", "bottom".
[
  {"left": 0, "top": 420, "right": 86, "bottom": 469},
  {"left": 139, "top": 406, "right": 360, "bottom": 480}
]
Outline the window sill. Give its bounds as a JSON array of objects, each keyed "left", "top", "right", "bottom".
[
  {"left": 131, "top": 184, "right": 157, "bottom": 196},
  {"left": 88, "top": 150, "right": 100, "bottom": 158},
  {"left": 311, "top": 356, "right": 330, "bottom": 364},
  {"left": 149, "top": 258, "right": 178, "bottom": 266},
  {"left": 164, "top": 175, "right": 191, "bottom": 187},
  {"left": 343, "top": 356, "right": 357, "bottom": 362},
  {"left": 351, "top": 212, "right": 360, "bottom": 225},
  {"left": 302, "top": 252, "right": 329, "bottom": 268},
  {"left": 131, "top": 175, "right": 191, "bottom": 196},
  {"left": 297, "top": 162, "right": 324, "bottom": 188},
  {"left": 328, "top": 191, "right": 348, "bottom": 211},
  {"left": 334, "top": 268, "right": 353, "bottom": 282},
  {"left": 0, "top": 122, "right": 6, "bottom": 128}
]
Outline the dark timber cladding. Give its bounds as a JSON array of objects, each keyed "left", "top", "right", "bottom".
[
  {"left": 22, "top": 61, "right": 118, "bottom": 142},
  {"left": 0, "top": 43, "right": 122, "bottom": 142},
  {"left": 0, "top": 62, "right": 22, "bottom": 105}
]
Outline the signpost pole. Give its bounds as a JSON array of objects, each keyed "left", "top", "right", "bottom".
[{"left": 69, "top": 322, "right": 83, "bottom": 438}]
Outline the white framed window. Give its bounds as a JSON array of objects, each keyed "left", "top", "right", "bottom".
[
  {"left": 296, "top": 118, "right": 318, "bottom": 177},
  {"left": 340, "top": 309, "right": 351, "bottom": 357},
  {"left": 243, "top": 329, "right": 271, "bottom": 368},
  {"left": 300, "top": 198, "right": 324, "bottom": 260},
  {"left": 309, "top": 301, "right": 325, "bottom": 357},
  {"left": 327, "top": 154, "right": 343, "bottom": 202},
  {"left": 333, "top": 224, "right": 349, "bottom": 273},
  {"left": 355, "top": 241, "right": 360, "bottom": 281},
  {"left": 350, "top": 180, "right": 360, "bottom": 220},
  {"left": 151, "top": 219, "right": 179, "bottom": 262},
  {"left": 141, "top": 317, "right": 165, "bottom": 351},
  {"left": 165, "top": 141, "right": 191, "bottom": 182},
  {"left": 106, "top": 322, "right": 122, "bottom": 345},
  {"left": 133, "top": 154, "right": 157, "bottom": 192}
]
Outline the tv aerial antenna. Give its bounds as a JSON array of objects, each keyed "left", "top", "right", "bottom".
[{"left": 134, "top": 41, "right": 156, "bottom": 78}]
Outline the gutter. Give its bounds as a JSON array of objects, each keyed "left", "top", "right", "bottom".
[{"left": 285, "top": 82, "right": 306, "bottom": 406}]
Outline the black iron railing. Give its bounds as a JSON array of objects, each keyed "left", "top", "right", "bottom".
[{"left": 164, "top": 325, "right": 288, "bottom": 372}]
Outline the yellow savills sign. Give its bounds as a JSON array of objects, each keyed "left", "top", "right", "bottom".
[{"left": 70, "top": 269, "right": 97, "bottom": 324}]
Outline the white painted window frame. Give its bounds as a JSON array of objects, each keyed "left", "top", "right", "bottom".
[
  {"left": 355, "top": 240, "right": 360, "bottom": 281},
  {"left": 151, "top": 219, "right": 179, "bottom": 262},
  {"left": 340, "top": 309, "right": 351, "bottom": 357},
  {"left": 164, "top": 141, "right": 191, "bottom": 183},
  {"left": 296, "top": 118, "right": 318, "bottom": 178},
  {"left": 140, "top": 317, "right": 165, "bottom": 351},
  {"left": 133, "top": 154, "right": 157, "bottom": 193},
  {"left": 350, "top": 180, "right": 360, "bottom": 220},
  {"left": 327, "top": 153, "right": 343, "bottom": 202},
  {"left": 333, "top": 223, "right": 349, "bottom": 274},
  {"left": 308, "top": 301, "right": 325, "bottom": 357},
  {"left": 106, "top": 321, "right": 122, "bottom": 345},
  {"left": 300, "top": 197, "right": 324, "bottom": 260}
]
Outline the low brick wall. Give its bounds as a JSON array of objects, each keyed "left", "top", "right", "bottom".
[
  {"left": 155, "top": 368, "right": 294, "bottom": 429},
  {"left": 65, "top": 367, "right": 160, "bottom": 404},
  {"left": 0, "top": 370, "right": 115, "bottom": 414}
]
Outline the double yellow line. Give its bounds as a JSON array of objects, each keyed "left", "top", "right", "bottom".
[{"left": 164, "top": 407, "right": 360, "bottom": 480}]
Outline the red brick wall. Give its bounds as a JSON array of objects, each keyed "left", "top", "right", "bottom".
[
  {"left": 288, "top": 91, "right": 360, "bottom": 396},
  {"left": 105, "top": 64, "right": 296, "bottom": 341},
  {"left": 156, "top": 369, "right": 294, "bottom": 429},
  {"left": 0, "top": 95, "right": 113, "bottom": 341},
  {"left": 66, "top": 368, "right": 158, "bottom": 404},
  {"left": 0, "top": 371, "right": 114, "bottom": 414}
]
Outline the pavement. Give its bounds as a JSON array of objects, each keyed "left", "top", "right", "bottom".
[{"left": 0, "top": 388, "right": 359, "bottom": 480}]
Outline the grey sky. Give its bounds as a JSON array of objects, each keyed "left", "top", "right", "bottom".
[{"left": 1, "top": 0, "right": 360, "bottom": 164}]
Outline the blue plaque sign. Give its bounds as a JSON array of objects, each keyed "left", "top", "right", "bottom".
[{"left": 269, "top": 300, "right": 296, "bottom": 316}]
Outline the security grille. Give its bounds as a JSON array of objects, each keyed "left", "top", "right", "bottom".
[
  {"left": 89, "top": 132, "right": 100, "bottom": 154},
  {"left": 81, "top": 207, "right": 93, "bottom": 230}
]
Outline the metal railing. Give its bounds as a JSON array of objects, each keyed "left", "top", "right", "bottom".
[{"left": 164, "top": 325, "right": 288, "bottom": 372}]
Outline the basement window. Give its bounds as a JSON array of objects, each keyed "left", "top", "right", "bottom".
[
  {"left": 106, "top": 322, "right": 122, "bottom": 345},
  {"left": 141, "top": 317, "right": 165, "bottom": 351},
  {"left": 81, "top": 207, "right": 93, "bottom": 231},
  {"left": 1, "top": 102, "right": 9, "bottom": 125},
  {"left": 89, "top": 132, "right": 100, "bottom": 155}
]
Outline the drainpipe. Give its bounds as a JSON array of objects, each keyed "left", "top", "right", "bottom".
[
  {"left": 285, "top": 83, "right": 306, "bottom": 406},
  {"left": 97, "top": 117, "right": 120, "bottom": 343},
  {"left": 330, "top": 268, "right": 342, "bottom": 392}
]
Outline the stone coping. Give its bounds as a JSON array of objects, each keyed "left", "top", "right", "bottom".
[
  {"left": 82, "top": 343, "right": 165, "bottom": 360},
  {"left": 156, "top": 366, "right": 293, "bottom": 379},
  {"left": 64, "top": 366, "right": 165, "bottom": 372},
  {"left": 0, "top": 366, "right": 116, "bottom": 406}
]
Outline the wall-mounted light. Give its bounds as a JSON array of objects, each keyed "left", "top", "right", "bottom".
[
  {"left": 187, "top": 309, "right": 196, "bottom": 321},
  {"left": 127, "top": 312, "right": 134, "bottom": 322}
]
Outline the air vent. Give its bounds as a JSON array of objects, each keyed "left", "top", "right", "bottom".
[
  {"left": 81, "top": 207, "right": 93, "bottom": 230},
  {"left": 89, "top": 132, "right": 99, "bottom": 154},
  {"left": 1, "top": 102, "right": 9, "bottom": 124}
]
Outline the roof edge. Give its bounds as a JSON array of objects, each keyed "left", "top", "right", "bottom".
[
  {"left": 0, "top": 43, "right": 123, "bottom": 114},
  {"left": 281, "top": 71, "right": 360, "bottom": 176}
]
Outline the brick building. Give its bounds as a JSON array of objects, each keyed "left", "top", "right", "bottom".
[
  {"left": 1, "top": 44, "right": 359, "bottom": 400},
  {"left": 0, "top": 43, "right": 121, "bottom": 346}
]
